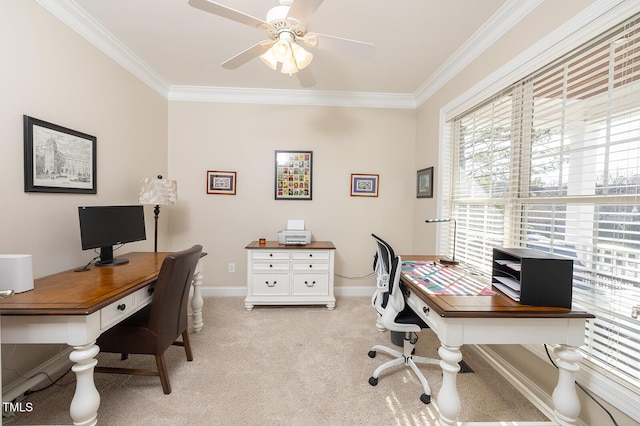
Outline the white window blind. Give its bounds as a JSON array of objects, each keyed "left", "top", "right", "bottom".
[{"left": 445, "top": 14, "right": 640, "bottom": 390}]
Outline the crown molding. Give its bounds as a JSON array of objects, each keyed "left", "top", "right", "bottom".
[
  {"left": 414, "top": 0, "right": 543, "bottom": 107},
  {"left": 35, "top": 0, "right": 170, "bottom": 98},
  {"left": 168, "top": 85, "right": 416, "bottom": 109}
]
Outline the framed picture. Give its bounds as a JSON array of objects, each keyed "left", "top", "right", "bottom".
[
  {"left": 23, "top": 115, "right": 97, "bottom": 194},
  {"left": 350, "top": 173, "right": 379, "bottom": 197},
  {"left": 275, "top": 150, "right": 312, "bottom": 200},
  {"left": 417, "top": 167, "right": 434, "bottom": 198},
  {"left": 207, "top": 170, "right": 236, "bottom": 195}
]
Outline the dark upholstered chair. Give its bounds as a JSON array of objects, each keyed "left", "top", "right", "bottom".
[{"left": 95, "top": 244, "right": 203, "bottom": 394}]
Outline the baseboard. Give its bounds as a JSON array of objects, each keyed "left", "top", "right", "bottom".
[
  {"left": 199, "top": 285, "right": 376, "bottom": 298},
  {"left": 2, "top": 347, "right": 73, "bottom": 404}
]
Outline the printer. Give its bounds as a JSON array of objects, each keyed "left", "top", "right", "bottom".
[{"left": 277, "top": 220, "right": 311, "bottom": 245}]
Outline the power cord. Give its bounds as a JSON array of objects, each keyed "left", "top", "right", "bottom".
[
  {"left": 334, "top": 271, "right": 375, "bottom": 280},
  {"left": 74, "top": 254, "right": 100, "bottom": 272},
  {"left": 544, "top": 344, "right": 618, "bottom": 425},
  {"left": 21, "top": 367, "right": 74, "bottom": 396}
]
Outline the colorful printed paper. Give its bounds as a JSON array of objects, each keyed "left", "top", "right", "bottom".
[{"left": 401, "top": 261, "right": 497, "bottom": 296}]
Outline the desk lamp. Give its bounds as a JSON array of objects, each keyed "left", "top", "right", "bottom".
[
  {"left": 425, "top": 218, "right": 459, "bottom": 265},
  {"left": 138, "top": 175, "right": 178, "bottom": 252}
]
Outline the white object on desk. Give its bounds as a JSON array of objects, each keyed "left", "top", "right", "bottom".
[
  {"left": 277, "top": 219, "right": 311, "bottom": 245},
  {"left": 0, "top": 254, "right": 34, "bottom": 293}
]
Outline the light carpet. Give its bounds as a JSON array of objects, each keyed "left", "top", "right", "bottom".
[{"left": 5, "top": 297, "right": 548, "bottom": 425}]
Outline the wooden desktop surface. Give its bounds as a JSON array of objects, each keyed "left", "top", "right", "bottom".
[
  {"left": 0, "top": 252, "right": 168, "bottom": 316},
  {"left": 400, "top": 255, "right": 594, "bottom": 319}
]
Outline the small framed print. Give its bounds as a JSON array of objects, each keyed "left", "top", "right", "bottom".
[
  {"left": 23, "top": 115, "right": 96, "bottom": 194},
  {"left": 350, "top": 173, "right": 379, "bottom": 197},
  {"left": 417, "top": 167, "right": 433, "bottom": 198},
  {"left": 207, "top": 171, "right": 236, "bottom": 195},
  {"left": 275, "top": 150, "right": 312, "bottom": 200}
]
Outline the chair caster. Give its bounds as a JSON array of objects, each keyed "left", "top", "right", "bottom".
[
  {"left": 420, "top": 393, "right": 431, "bottom": 404},
  {"left": 369, "top": 376, "right": 378, "bottom": 386},
  {"left": 368, "top": 350, "right": 377, "bottom": 358}
]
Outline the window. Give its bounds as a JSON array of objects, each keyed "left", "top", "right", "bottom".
[{"left": 444, "top": 14, "right": 640, "bottom": 396}]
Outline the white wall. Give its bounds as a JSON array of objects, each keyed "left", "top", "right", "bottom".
[
  {"left": 0, "top": 0, "right": 168, "bottom": 390},
  {"left": 168, "top": 102, "right": 418, "bottom": 289}
]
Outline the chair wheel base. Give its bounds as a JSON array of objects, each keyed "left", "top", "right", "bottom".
[
  {"left": 368, "top": 350, "right": 377, "bottom": 358},
  {"left": 420, "top": 393, "right": 431, "bottom": 404},
  {"left": 369, "top": 376, "right": 378, "bottom": 386}
]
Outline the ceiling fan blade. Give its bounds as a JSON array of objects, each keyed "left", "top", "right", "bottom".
[
  {"left": 221, "top": 41, "right": 273, "bottom": 69},
  {"left": 188, "top": 0, "right": 268, "bottom": 30},
  {"left": 286, "top": 0, "right": 325, "bottom": 26},
  {"left": 296, "top": 67, "right": 316, "bottom": 88},
  {"left": 304, "top": 33, "right": 375, "bottom": 57}
]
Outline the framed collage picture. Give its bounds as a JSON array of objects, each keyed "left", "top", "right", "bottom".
[
  {"left": 350, "top": 173, "right": 379, "bottom": 197},
  {"left": 207, "top": 170, "right": 236, "bottom": 195},
  {"left": 275, "top": 150, "right": 312, "bottom": 200}
]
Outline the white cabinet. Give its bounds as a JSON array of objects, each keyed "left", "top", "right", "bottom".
[{"left": 245, "top": 241, "right": 336, "bottom": 310}]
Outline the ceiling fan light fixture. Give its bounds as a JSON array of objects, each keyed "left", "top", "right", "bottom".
[
  {"left": 280, "top": 56, "right": 299, "bottom": 75},
  {"left": 292, "top": 43, "right": 313, "bottom": 70},
  {"left": 260, "top": 48, "right": 278, "bottom": 70}
]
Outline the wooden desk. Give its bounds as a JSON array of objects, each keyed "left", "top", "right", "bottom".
[
  {"left": 400, "top": 255, "right": 594, "bottom": 426},
  {"left": 0, "top": 252, "right": 206, "bottom": 426}
]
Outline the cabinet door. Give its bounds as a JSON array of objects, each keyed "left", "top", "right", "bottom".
[{"left": 292, "top": 273, "right": 329, "bottom": 295}]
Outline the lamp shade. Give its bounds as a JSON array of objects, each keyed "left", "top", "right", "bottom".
[
  {"left": 138, "top": 177, "right": 178, "bottom": 206},
  {"left": 0, "top": 254, "right": 34, "bottom": 293}
]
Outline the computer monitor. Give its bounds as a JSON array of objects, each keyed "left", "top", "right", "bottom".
[{"left": 78, "top": 205, "right": 146, "bottom": 266}]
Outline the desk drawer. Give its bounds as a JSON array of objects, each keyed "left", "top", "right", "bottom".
[
  {"left": 292, "top": 261, "right": 329, "bottom": 271},
  {"left": 135, "top": 284, "right": 155, "bottom": 307},
  {"left": 100, "top": 293, "right": 137, "bottom": 330},
  {"left": 252, "top": 251, "right": 289, "bottom": 261},
  {"left": 292, "top": 274, "right": 329, "bottom": 296},
  {"left": 253, "top": 261, "right": 290, "bottom": 271},
  {"left": 292, "top": 251, "right": 330, "bottom": 260},
  {"left": 251, "top": 273, "right": 290, "bottom": 296},
  {"left": 405, "top": 289, "right": 436, "bottom": 330}
]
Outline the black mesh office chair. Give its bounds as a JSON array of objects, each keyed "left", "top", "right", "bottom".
[{"left": 368, "top": 234, "right": 439, "bottom": 404}]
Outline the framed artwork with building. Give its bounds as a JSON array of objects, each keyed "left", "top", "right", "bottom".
[{"left": 23, "top": 115, "right": 97, "bottom": 194}]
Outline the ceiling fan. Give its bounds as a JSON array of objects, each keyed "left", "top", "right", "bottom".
[{"left": 188, "top": 0, "right": 375, "bottom": 87}]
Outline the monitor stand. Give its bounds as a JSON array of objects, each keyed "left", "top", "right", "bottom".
[{"left": 95, "top": 246, "right": 129, "bottom": 266}]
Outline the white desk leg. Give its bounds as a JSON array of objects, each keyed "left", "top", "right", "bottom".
[
  {"left": 437, "top": 344, "right": 462, "bottom": 426},
  {"left": 552, "top": 345, "right": 582, "bottom": 425},
  {"left": 191, "top": 261, "right": 204, "bottom": 333},
  {"left": 69, "top": 342, "right": 100, "bottom": 426}
]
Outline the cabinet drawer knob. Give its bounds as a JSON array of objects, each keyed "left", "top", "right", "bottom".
[
  {"left": 309, "top": 264, "right": 313, "bottom": 268},
  {"left": 305, "top": 280, "right": 316, "bottom": 287},
  {"left": 309, "top": 254, "right": 313, "bottom": 257},
  {"left": 269, "top": 264, "right": 273, "bottom": 268},
  {"left": 269, "top": 253, "right": 273, "bottom": 257},
  {"left": 423, "top": 306, "right": 429, "bottom": 314},
  {"left": 266, "top": 281, "right": 277, "bottom": 287},
  {"left": 117, "top": 304, "right": 126, "bottom": 311},
  {"left": 148, "top": 287, "right": 155, "bottom": 295}
]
